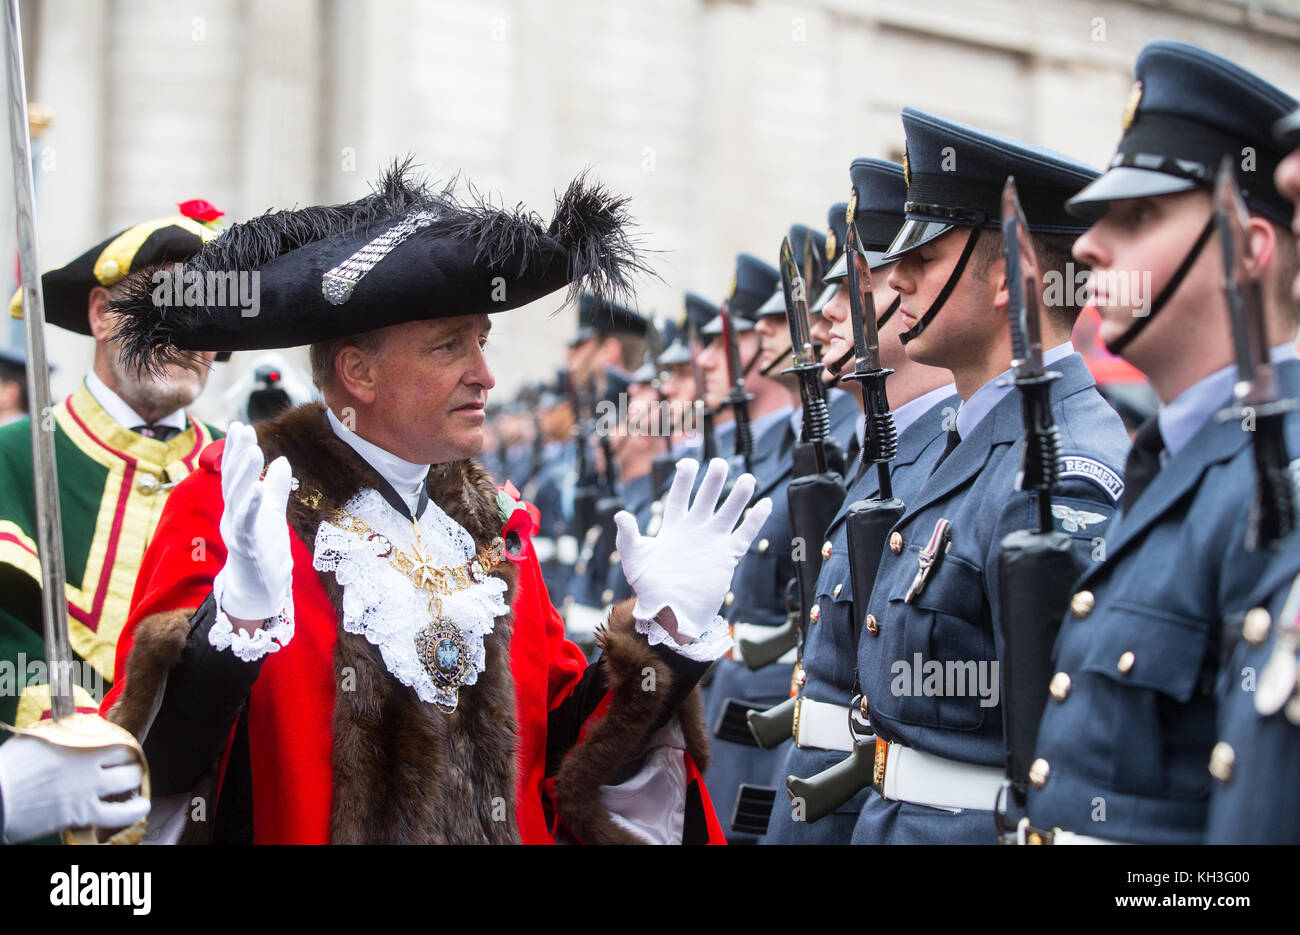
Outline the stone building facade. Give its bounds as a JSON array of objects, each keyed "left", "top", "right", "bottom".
[{"left": 6, "top": 0, "right": 1300, "bottom": 419}]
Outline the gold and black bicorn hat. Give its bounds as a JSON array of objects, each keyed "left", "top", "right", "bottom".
[
  {"left": 10, "top": 202, "right": 223, "bottom": 335},
  {"left": 111, "top": 160, "right": 651, "bottom": 376}
]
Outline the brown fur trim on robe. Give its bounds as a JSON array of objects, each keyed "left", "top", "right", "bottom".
[
  {"left": 106, "top": 609, "right": 192, "bottom": 739},
  {"left": 551, "top": 598, "right": 711, "bottom": 845}
]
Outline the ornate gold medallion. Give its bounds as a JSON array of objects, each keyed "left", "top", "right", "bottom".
[{"left": 414, "top": 613, "right": 471, "bottom": 713}]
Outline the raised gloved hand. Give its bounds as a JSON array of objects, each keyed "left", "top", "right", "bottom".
[
  {"left": 215, "top": 422, "right": 294, "bottom": 622},
  {"left": 0, "top": 735, "right": 149, "bottom": 844},
  {"left": 615, "top": 457, "right": 772, "bottom": 642}
]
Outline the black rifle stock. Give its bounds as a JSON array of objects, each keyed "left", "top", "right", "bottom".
[
  {"left": 996, "top": 529, "right": 1082, "bottom": 808},
  {"left": 786, "top": 739, "right": 875, "bottom": 825},
  {"left": 746, "top": 696, "right": 796, "bottom": 749}
]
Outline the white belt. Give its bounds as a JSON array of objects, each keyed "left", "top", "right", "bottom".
[
  {"left": 793, "top": 697, "right": 854, "bottom": 753},
  {"left": 1047, "top": 831, "right": 1125, "bottom": 845},
  {"left": 531, "top": 536, "right": 557, "bottom": 563},
  {"left": 874, "top": 741, "right": 1004, "bottom": 812},
  {"left": 555, "top": 535, "right": 579, "bottom": 565},
  {"left": 1013, "top": 819, "right": 1127, "bottom": 845},
  {"left": 728, "top": 622, "right": 798, "bottom": 666}
]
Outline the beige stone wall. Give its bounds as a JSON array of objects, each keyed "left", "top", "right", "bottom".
[{"left": 7, "top": 0, "right": 1300, "bottom": 423}]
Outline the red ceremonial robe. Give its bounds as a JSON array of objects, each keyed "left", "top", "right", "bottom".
[{"left": 101, "top": 404, "right": 722, "bottom": 844}]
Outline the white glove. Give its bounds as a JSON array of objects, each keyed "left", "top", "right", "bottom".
[
  {"left": 0, "top": 735, "right": 149, "bottom": 844},
  {"left": 215, "top": 422, "right": 294, "bottom": 621},
  {"left": 615, "top": 457, "right": 772, "bottom": 642}
]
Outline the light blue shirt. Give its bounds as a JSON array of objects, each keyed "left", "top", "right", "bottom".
[
  {"left": 893, "top": 383, "right": 959, "bottom": 439},
  {"left": 1158, "top": 343, "right": 1298, "bottom": 462},
  {"left": 954, "top": 342, "right": 1076, "bottom": 440}
]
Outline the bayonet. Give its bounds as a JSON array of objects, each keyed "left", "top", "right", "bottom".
[
  {"left": 719, "top": 304, "right": 754, "bottom": 474},
  {"left": 779, "top": 236, "right": 829, "bottom": 472},
  {"left": 839, "top": 195, "right": 897, "bottom": 497},
  {"left": 1001, "top": 176, "right": 1062, "bottom": 534},
  {"left": 686, "top": 321, "right": 717, "bottom": 463}
]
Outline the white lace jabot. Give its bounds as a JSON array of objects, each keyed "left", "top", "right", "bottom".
[{"left": 312, "top": 487, "right": 508, "bottom": 707}]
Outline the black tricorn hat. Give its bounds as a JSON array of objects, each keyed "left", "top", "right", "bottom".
[{"left": 112, "top": 161, "right": 649, "bottom": 374}]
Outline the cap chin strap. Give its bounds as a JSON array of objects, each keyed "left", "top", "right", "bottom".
[
  {"left": 1102, "top": 216, "right": 1216, "bottom": 357},
  {"left": 875, "top": 295, "right": 902, "bottom": 331},
  {"left": 759, "top": 346, "right": 792, "bottom": 378},
  {"left": 742, "top": 344, "right": 763, "bottom": 378},
  {"left": 824, "top": 296, "right": 904, "bottom": 382},
  {"left": 898, "top": 226, "right": 983, "bottom": 346}
]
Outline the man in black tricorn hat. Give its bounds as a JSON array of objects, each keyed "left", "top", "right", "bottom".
[{"left": 100, "top": 164, "right": 771, "bottom": 844}]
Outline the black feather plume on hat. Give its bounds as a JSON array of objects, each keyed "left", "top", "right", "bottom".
[{"left": 110, "top": 159, "right": 651, "bottom": 376}]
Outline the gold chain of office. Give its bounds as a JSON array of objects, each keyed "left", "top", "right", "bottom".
[
  {"left": 298, "top": 485, "right": 505, "bottom": 610},
  {"left": 330, "top": 508, "right": 505, "bottom": 608}
]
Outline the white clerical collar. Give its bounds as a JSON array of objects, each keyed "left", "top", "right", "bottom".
[
  {"left": 326, "top": 407, "right": 430, "bottom": 515},
  {"left": 954, "top": 342, "right": 1075, "bottom": 440},
  {"left": 1158, "top": 343, "right": 1298, "bottom": 461},
  {"left": 84, "top": 371, "right": 189, "bottom": 433}
]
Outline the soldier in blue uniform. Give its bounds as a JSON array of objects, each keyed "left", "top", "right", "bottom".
[
  {"left": 1025, "top": 42, "right": 1300, "bottom": 845},
  {"left": 752, "top": 224, "right": 862, "bottom": 457},
  {"left": 766, "top": 159, "right": 958, "bottom": 844},
  {"left": 600, "top": 355, "right": 673, "bottom": 605},
  {"left": 850, "top": 109, "right": 1130, "bottom": 845},
  {"left": 1204, "top": 104, "right": 1300, "bottom": 845},
  {"left": 658, "top": 292, "right": 720, "bottom": 467},
  {"left": 540, "top": 296, "right": 648, "bottom": 602},
  {"left": 695, "top": 253, "right": 804, "bottom": 841}
]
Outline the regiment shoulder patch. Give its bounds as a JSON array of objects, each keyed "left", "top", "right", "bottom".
[{"left": 1059, "top": 456, "right": 1124, "bottom": 502}]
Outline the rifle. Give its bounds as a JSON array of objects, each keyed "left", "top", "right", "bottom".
[
  {"left": 736, "top": 237, "right": 844, "bottom": 671},
  {"left": 569, "top": 373, "right": 601, "bottom": 543},
  {"left": 778, "top": 195, "right": 906, "bottom": 820},
  {"left": 1212, "top": 157, "right": 1298, "bottom": 550},
  {"left": 718, "top": 304, "right": 755, "bottom": 475},
  {"left": 993, "top": 177, "right": 1084, "bottom": 838}
]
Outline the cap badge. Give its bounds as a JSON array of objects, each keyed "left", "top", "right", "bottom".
[
  {"left": 1122, "top": 81, "right": 1143, "bottom": 132},
  {"left": 903, "top": 147, "right": 911, "bottom": 188},
  {"left": 825, "top": 227, "right": 837, "bottom": 262}
]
